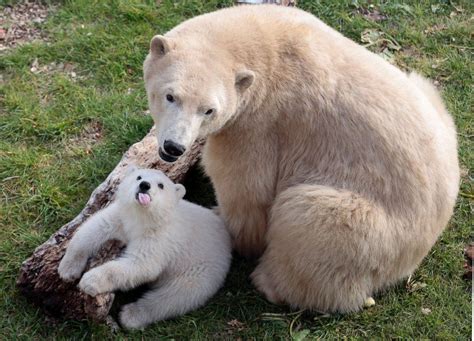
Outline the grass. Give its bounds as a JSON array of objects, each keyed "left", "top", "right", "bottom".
[{"left": 0, "top": 0, "right": 472, "bottom": 339}]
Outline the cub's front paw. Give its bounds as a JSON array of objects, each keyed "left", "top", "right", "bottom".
[
  {"left": 119, "top": 303, "right": 148, "bottom": 330},
  {"left": 58, "top": 255, "right": 87, "bottom": 282},
  {"left": 78, "top": 269, "right": 109, "bottom": 296}
]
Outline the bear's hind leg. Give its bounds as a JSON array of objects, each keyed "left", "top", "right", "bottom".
[
  {"left": 226, "top": 202, "right": 268, "bottom": 259},
  {"left": 252, "top": 184, "right": 401, "bottom": 313},
  {"left": 119, "top": 269, "right": 222, "bottom": 329}
]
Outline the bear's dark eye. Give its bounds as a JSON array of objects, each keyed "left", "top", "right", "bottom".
[
  {"left": 204, "top": 109, "right": 214, "bottom": 116},
  {"left": 137, "top": 176, "right": 142, "bottom": 181},
  {"left": 158, "top": 183, "right": 164, "bottom": 189},
  {"left": 166, "top": 94, "right": 174, "bottom": 103}
]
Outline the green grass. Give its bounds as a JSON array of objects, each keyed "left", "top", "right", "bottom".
[{"left": 1, "top": 0, "right": 472, "bottom": 339}]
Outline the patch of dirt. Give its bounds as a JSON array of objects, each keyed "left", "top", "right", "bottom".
[
  {"left": 400, "top": 46, "right": 422, "bottom": 59},
  {"left": 423, "top": 23, "right": 448, "bottom": 35},
  {"left": 68, "top": 120, "right": 104, "bottom": 154},
  {"left": 354, "top": 6, "right": 387, "bottom": 22},
  {"left": 226, "top": 319, "right": 246, "bottom": 332},
  {"left": 352, "top": 4, "right": 387, "bottom": 22},
  {"left": 30, "top": 58, "right": 80, "bottom": 80},
  {"left": 212, "top": 319, "right": 247, "bottom": 340},
  {"left": 0, "top": 1, "right": 54, "bottom": 52},
  {"left": 360, "top": 28, "right": 401, "bottom": 63},
  {"left": 459, "top": 165, "right": 469, "bottom": 180}
]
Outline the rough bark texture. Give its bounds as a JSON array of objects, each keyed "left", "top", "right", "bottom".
[{"left": 17, "top": 127, "right": 204, "bottom": 322}]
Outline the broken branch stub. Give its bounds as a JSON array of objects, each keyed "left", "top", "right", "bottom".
[{"left": 17, "top": 127, "right": 204, "bottom": 321}]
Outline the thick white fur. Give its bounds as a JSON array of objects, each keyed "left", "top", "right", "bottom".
[
  {"left": 143, "top": 5, "right": 460, "bottom": 313},
  {"left": 58, "top": 168, "right": 231, "bottom": 329}
]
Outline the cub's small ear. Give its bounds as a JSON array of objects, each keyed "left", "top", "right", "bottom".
[
  {"left": 150, "top": 35, "right": 172, "bottom": 58},
  {"left": 235, "top": 69, "right": 255, "bottom": 92},
  {"left": 175, "top": 183, "right": 186, "bottom": 200},
  {"left": 125, "top": 165, "right": 138, "bottom": 176}
]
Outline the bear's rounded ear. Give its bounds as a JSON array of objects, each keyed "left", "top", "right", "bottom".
[
  {"left": 150, "top": 35, "right": 172, "bottom": 58},
  {"left": 175, "top": 183, "right": 186, "bottom": 200},
  {"left": 235, "top": 69, "right": 255, "bottom": 92}
]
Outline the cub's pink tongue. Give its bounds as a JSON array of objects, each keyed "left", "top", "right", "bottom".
[{"left": 138, "top": 193, "right": 151, "bottom": 206}]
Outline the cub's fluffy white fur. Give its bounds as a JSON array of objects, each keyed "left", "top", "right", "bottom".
[{"left": 58, "top": 167, "right": 231, "bottom": 329}]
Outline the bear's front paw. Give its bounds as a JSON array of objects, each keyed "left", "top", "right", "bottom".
[
  {"left": 119, "top": 303, "right": 149, "bottom": 330},
  {"left": 78, "top": 269, "right": 109, "bottom": 296},
  {"left": 58, "top": 255, "right": 87, "bottom": 282}
]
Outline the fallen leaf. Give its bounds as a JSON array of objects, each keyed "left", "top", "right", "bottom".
[
  {"left": 30, "top": 58, "right": 39, "bottom": 73},
  {"left": 363, "top": 297, "right": 376, "bottom": 308},
  {"left": 391, "top": 3, "right": 413, "bottom": 15},
  {"left": 361, "top": 28, "right": 382, "bottom": 46},
  {"left": 387, "top": 40, "right": 401, "bottom": 51},
  {"left": 407, "top": 281, "right": 427, "bottom": 293},
  {"left": 421, "top": 307, "right": 432, "bottom": 315},
  {"left": 431, "top": 4, "right": 441, "bottom": 13},
  {"left": 227, "top": 319, "right": 245, "bottom": 331},
  {"left": 424, "top": 23, "right": 448, "bottom": 35},
  {"left": 452, "top": 4, "right": 464, "bottom": 13},
  {"left": 378, "top": 48, "right": 394, "bottom": 63},
  {"left": 292, "top": 329, "right": 310, "bottom": 341}
]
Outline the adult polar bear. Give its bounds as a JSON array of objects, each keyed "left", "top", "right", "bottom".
[{"left": 143, "top": 5, "right": 459, "bottom": 312}]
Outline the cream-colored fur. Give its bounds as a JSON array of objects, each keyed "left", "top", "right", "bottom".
[
  {"left": 58, "top": 168, "right": 231, "bottom": 328},
  {"left": 143, "top": 5, "right": 459, "bottom": 313}
]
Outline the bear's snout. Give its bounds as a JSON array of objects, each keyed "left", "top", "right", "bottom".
[
  {"left": 136, "top": 181, "right": 152, "bottom": 206},
  {"left": 139, "top": 181, "right": 151, "bottom": 192},
  {"left": 163, "top": 140, "right": 186, "bottom": 158},
  {"left": 158, "top": 140, "right": 186, "bottom": 163},
  {"left": 159, "top": 148, "right": 178, "bottom": 163}
]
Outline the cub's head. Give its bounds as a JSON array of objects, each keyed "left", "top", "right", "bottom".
[
  {"left": 117, "top": 166, "right": 185, "bottom": 211},
  {"left": 143, "top": 34, "right": 255, "bottom": 163}
]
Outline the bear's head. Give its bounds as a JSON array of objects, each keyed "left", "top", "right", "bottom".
[
  {"left": 143, "top": 35, "right": 255, "bottom": 163},
  {"left": 117, "top": 166, "right": 186, "bottom": 212}
]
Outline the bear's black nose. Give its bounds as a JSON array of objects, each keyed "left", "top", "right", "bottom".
[
  {"left": 163, "top": 140, "right": 186, "bottom": 157},
  {"left": 139, "top": 181, "right": 151, "bottom": 192}
]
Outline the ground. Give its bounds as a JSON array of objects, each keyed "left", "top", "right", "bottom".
[{"left": 0, "top": 0, "right": 472, "bottom": 339}]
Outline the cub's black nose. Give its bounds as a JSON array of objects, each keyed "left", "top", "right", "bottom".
[
  {"left": 139, "top": 181, "right": 151, "bottom": 192},
  {"left": 163, "top": 140, "right": 186, "bottom": 157}
]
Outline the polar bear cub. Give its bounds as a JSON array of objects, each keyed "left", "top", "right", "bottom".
[{"left": 58, "top": 167, "right": 231, "bottom": 329}]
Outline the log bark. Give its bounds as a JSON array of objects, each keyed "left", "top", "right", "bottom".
[{"left": 17, "top": 127, "right": 204, "bottom": 322}]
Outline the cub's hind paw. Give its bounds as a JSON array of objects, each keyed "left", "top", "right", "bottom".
[{"left": 119, "top": 303, "right": 148, "bottom": 330}]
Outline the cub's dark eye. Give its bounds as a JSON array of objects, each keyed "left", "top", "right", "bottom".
[
  {"left": 204, "top": 109, "right": 214, "bottom": 116},
  {"left": 137, "top": 176, "right": 142, "bottom": 181},
  {"left": 166, "top": 94, "right": 174, "bottom": 103},
  {"left": 158, "top": 183, "right": 164, "bottom": 189}
]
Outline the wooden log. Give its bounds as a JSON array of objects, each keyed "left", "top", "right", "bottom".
[{"left": 17, "top": 126, "right": 204, "bottom": 322}]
